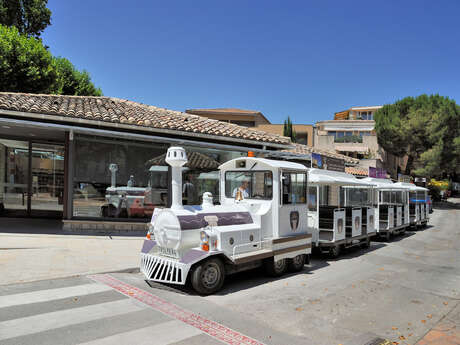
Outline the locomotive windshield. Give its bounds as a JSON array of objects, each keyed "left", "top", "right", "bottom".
[{"left": 225, "top": 171, "right": 273, "bottom": 199}]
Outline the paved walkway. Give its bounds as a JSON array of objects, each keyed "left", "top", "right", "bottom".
[
  {"left": 417, "top": 302, "right": 460, "bottom": 345},
  {"left": 0, "top": 219, "right": 144, "bottom": 285}
]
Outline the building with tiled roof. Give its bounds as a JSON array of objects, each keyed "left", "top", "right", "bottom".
[
  {"left": 0, "top": 93, "right": 289, "bottom": 147},
  {"left": 185, "top": 107, "right": 271, "bottom": 128},
  {"left": 0, "top": 92, "right": 297, "bottom": 229}
]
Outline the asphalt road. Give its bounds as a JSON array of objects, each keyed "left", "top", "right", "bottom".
[{"left": 0, "top": 207, "right": 459, "bottom": 345}]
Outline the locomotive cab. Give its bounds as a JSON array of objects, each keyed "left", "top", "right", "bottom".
[{"left": 141, "top": 147, "right": 312, "bottom": 295}]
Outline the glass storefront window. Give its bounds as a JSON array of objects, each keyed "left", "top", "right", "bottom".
[
  {"left": 0, "top": 139, "right": 29, "bottom": 216},
  {"left": 73, "top": 136, "right": 168, "bottom": 219}
]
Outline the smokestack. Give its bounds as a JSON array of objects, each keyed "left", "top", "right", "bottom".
[{"left": 165, "top": 147, "right": 187, "bottom": 210}]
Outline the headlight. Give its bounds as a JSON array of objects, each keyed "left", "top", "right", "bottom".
[{"left": 200, "top": 231, "right": 209, "bottom": 243}]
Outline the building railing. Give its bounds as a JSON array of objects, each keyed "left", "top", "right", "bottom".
[{"left": 334, "top": 135, "right": 363, "bottom": 143}]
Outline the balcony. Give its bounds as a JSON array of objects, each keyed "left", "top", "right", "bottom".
[{"left": 334, "top": 135, "right": 363, "bottom": 143}]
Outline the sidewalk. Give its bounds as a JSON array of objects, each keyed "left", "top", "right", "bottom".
[
  {"left": 0, "top": 218, "right": 144, "bottom": 285},
  {"left": 417, "top": 301, "right": 460, "bottom": 345}
]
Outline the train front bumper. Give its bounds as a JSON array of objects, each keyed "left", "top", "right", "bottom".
[{"left": 140, "top": 252, "right": 189, "bottom": 285}]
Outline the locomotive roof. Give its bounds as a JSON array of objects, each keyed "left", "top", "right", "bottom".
[
  {"left": 219, "top": 157, "right": 308, "bottom": 171},
  {"left": 308, "top": 168, "right": 374, "bottom": 187}
]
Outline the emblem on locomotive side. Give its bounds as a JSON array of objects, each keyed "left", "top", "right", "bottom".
[{"left": 290, "top": 211, "right": 299, "bottom": 231}]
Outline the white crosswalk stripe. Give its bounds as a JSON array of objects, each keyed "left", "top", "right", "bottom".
[
  {"left": 0, "top": 283, "right": 112, "bottom": 308},
  {"left": 0, "top": 279, "right": 209, "bottom": 345},
  {"left": 77, "top": 320, "right": 203, "bottom": 345},
  {"left": 0, "top": 299, "right": 143, "bottom": 341}
]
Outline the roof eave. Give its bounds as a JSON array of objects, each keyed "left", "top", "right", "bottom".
[{"left": 0, "top": 109, "right": 291, "bottom": 150}]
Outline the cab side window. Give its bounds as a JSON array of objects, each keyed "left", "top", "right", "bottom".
[{"left": 282, "top": 173, "right": 307, "bottom": 205}]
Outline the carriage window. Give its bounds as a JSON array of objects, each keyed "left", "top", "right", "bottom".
[
  {"left": 225, "top": 171, "right": 273, "bottom": 199},
  {"left": 343, "top": 187, "right": 372, "bottom": 206},
  {"left": 319, "top": 185, "right": 329, "bottom": 206},
  {"left": 308, "top": 186, "right": 317, "bottom": 211},
  {"left": 282, "top": 173, "right": 306, "bottom": 204}
]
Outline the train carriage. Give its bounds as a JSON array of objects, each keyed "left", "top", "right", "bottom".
[
  {"left": 141, "top": 147, "right": 312, "bottom": 295},
  {"left": 393, "top": 182, "right": 429, "bottom": 228},
  {"left": 362, "top": 178, "right": 410, "bottom": 240},
  {"left": 307, "top": 168, "right": 376, "bottom": 257}
]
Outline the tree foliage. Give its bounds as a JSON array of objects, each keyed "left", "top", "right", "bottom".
[
  {"left": 0, "top": 24, "right": 55, "bottom": 93},
  {"left": 51, "top": 57, "right": 102, "bottom": 96},
  {"left": 283, "top": 116, "right": 296, "bottom": 142},
  {"left": 374, "top": 94, "right": 460, "bottom": 179},
  {"left": 0, "top": 0, "right": 51, "bottom": 37},
  {"left": 0, "top": 24, "right": 102, "bottom": 95}
]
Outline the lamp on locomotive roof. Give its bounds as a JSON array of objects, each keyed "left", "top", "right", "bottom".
[{"left": 165, "top": 147, "right": 187, "bottom": 210}]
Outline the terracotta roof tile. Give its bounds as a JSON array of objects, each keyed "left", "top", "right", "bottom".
[
  {"left": 0, "top": 92, "right": 289, "bottom": 146},
  {"left": 345, "top": 167, "right": 368, "bottom": 176}
]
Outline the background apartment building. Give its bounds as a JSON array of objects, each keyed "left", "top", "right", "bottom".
[{"left": 314, "top": 105, "right": 404, "bottom": 178}]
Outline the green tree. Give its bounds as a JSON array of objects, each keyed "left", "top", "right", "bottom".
[
  {"left": 283, "top": 116, "right": 296, "bottom": 142},
  {"left": 374, "top": 94, "right": 460, "bottom": 179},
  {"left": 0, "top": 0, "right": 51, "bottom": 37},
  {"left": 0, "top": 24, "right": 55, "bottom": 93},
  {"left": 0, "top": 25, "right": 102, "bottom": 96},
  {"left": 51, "top": 57, "right": 102, "bottom": 96}
]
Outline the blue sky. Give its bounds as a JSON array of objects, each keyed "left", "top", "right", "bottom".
[{"left": 42, "top": 0, "right": 460, "bottom": 124}]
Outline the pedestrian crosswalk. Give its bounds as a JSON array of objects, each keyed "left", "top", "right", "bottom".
[{"left": 0, "top": 274, "right": 264, "bottom": 345}]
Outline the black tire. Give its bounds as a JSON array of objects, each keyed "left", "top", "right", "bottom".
[
  {"left": 191, "top": 257, "right": 225, "bottom": 295},
  {"left": 288, "top": 254, "right": 306, "bottom": 272},
  {"left": 361, "top": 237, "right": 371, "bottom": 249},
  {"left": 329, "top": 245, "right": 341, "bottom": 258},
  {"left": 381, "top": 231, "right": 390, "bottom": 241},
  {"left": 264, "top": 257, "right": 288, "bottom": 277}
]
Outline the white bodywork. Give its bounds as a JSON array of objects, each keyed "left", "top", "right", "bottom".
[
  {"left": 141, "top": 149, "right": 312, "bottom": 285},
  {"left": 362, "top": 177, "right": 410, "bottom": 234},
  {"left": 308, "top": 168, "right": 375, "bottom": 248},
  {"left": 393, "top": 182, "right": 429, "bottom": 226}
]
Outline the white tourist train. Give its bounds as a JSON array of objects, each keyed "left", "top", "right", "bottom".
[
  {"left": 307, "top": 169, "right": 376, "bottom": 257},
  {"left": 141, "top": 147, "right": 312, "bottom": 295},
  {"left": 140, "top": 147, "right": 431, "bottom": 294}
]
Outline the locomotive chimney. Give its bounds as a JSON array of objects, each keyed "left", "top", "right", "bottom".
[{"left": 165, "top": 147, "right": 187, "bottom": 210}]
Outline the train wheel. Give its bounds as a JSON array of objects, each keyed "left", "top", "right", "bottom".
[
  {"left": 329, "top": 245, "right": 341, "bottom": 258},
  {"left": 385, "top": 232, "right": 391, "bottom": 241},
  {"left": 264, "top": 257, "right": 288, "bottom": 277},
  {"left": 191, "top": 257, "right": 225, "bottom": 295},
  {"left": 288, "top": 254, "right": 306, "bottom": 272}
]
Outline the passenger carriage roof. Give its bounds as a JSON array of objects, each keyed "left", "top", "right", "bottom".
[
  {"left": 393, "top": 182, "right": 429, "bottom": 191},
  {"left": 362, "top": 177, "right": 407, "bottom": 190},
  {"left": 219, "top": 157, "right": 308, "bottom": 171},
  {"left": 308, "top": 168, "right": 374, "bottom": 186}
]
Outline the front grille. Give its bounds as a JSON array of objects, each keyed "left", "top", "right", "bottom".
[{"left": 140, "top": 253, "right": 186, "bottom": 285}]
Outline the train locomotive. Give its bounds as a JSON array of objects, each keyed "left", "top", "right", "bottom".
[{"left": 140, "top": 147, "right": 312, "bottom": 295}]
